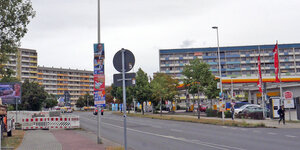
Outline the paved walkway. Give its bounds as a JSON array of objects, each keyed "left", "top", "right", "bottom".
[
  {"left": 17, "top": 130, "right": 62, "bottom": 150},
  {"left": 17, "top": 130, "right": 106, "bottom": 150}
]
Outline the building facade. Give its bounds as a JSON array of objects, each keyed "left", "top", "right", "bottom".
[
  {"left": 37, "top": 66, "right": 93, "bottom": 104},
  {"left": 6, "top": 48, "right": 38, "bottom": 82},
  {"left": 159, "top": 43, "right": 300, "bottom": 103},
  {"left": 6, "top": 48, "right": 94, "bottom": 105}
]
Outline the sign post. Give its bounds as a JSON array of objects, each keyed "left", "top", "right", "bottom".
[
  {"left": 284, "top": 91, "right": 294, "bottom": 121},
  {"left": 113, "top": 48, "right": 135, "bottom": 150}
]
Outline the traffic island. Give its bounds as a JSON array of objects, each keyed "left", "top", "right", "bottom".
[{"left": 113, "top": 112, "right": 267, "bottom": 128}]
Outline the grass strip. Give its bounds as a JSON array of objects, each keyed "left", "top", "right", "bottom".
[
  {"left": 105, "top": 146, "right": 124, "bottom": 150},
  {"left": 113, "top": 112, "right": 266, "bottom": 128},
  {"left": 1, "top": 130, "right": 25, "bottom": 149}
]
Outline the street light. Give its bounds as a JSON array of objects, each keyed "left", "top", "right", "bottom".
[{"left": 212, "top": 26, "right": 224, "bottom": 122}]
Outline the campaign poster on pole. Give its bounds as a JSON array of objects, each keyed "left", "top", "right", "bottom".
[
  {"left": 94, "top": 43, "right": 105, "bottom": 107},
  {"left": 284, "top": 91, "right": 294, "bottom": 108}
]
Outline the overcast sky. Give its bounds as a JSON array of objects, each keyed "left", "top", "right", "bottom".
[{"left": 21, "top": 0, "right": 300, "bottom": 85}]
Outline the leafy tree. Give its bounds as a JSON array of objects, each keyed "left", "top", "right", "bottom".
[
  {"left": 44, "top": 94, "right": 58, "bottom": 109},
  {"left": 133, "top": 68, "right": 151, "bottom": 115},
  {"left": 19, "top": 79, "right": 47, "bottom": 111},
  {"left": 205, "top": 78, "right": 220, "bottom": 108},
  {"left": 182, "top": 59, "right": 216, "bottom": 119},
  {"left": 83, "top": 92, "right": 94, "bottom": 106},
  {"left": 0, "top": 0, "right": 35, "bottom": 77},
  {"left": 151, "top": 73, "right": 178, "bottom": 116},
  {"left": 76, "top": 96, "right": 85, "bottom": 108},
  {"left": 105, "top": 86, "right": 114, "bottom": 104}
]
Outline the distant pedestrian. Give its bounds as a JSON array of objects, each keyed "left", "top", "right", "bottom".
[
  {"left": 230, "top": 102, "right": 235, "bottom": 120},
  {"left": 277, "top": 105, "right": 285, "bottom": 125}
]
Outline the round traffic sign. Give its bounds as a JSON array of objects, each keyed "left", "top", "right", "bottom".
[
  {"left": 113, "top": 48, "right": 135, "bottom": 73},
  {"left": 284, "top": 91, "right": 293, "bottom": 99}
]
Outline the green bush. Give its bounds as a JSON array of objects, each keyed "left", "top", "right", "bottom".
[
  {"left": 206, "top": 108, "right": 218, "bottom": 117},
  {"left": 217, "top": 110, "right": 231, "bottom": 118}
]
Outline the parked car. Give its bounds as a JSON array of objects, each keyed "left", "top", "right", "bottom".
[
  {"left": 234, "top": 104, "right": 260, "bottom": 114},
  {"left": 199, "top": 105, "right": 207, "bottom": 112},
  {"left": 241, "top": 106, "right": 270, "bottom": 117},
  {"left": 67, "top": 108, "right": 73, "bottom": 113}
]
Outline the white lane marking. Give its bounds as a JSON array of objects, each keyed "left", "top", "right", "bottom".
[
  {"left": 102, "top": 122, "right": 246, "bottom": 150},
  {"left": 285, "top": 135, "right": 296, "bottom": 138},
  {"left": 170, "top": 129, "right": 183, "bottom": 132},
  {"left": 267, "top": 132, "right": 277, "bottom": 135}
]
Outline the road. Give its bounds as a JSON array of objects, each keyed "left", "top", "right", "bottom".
[{"left": 75, "top": 111, "right": 300, "bottom": 150}]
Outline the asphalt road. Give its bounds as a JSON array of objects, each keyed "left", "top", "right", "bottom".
[{"left": 75, "top": 111, "right": 300, "bottom": 150}]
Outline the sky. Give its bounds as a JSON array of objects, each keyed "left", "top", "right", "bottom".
[{"left": 21, "top": 0, "right": 300, "bottom": 85}]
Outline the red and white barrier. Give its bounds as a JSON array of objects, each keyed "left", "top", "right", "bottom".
[{"left": 22, "top": 116, "right": 80, "bottom": 130}]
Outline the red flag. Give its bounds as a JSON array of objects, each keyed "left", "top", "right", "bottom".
[
  {"left": 273, "top": 43, "right": 280, "bottom": 82},
  {"left": 257, "top": 55, "right": 263, "bottom": 93}
]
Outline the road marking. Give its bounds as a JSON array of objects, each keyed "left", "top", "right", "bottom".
[
  {"left": 102, "top": 122, "right": 246, "bottom": 150},
  {"left": 267, "top": 132, "right": 277, "bottom": 135},
  {"left": 170, "top": 129, "right": 183, "bottom": 132},
  {"left": 285, "top": 135, "right": 296, "bottom": 138}
]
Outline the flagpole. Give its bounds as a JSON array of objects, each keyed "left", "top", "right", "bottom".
[
  {"left": 277, "top": 41, "right": 283, "bottom": 105},
  {"left": 258, "top": 47, "right": 265, "bottom": 119}
]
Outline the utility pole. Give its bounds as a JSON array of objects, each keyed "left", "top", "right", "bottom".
[{"left": 97, "top": 0, "right": 102, "bottom": 144}]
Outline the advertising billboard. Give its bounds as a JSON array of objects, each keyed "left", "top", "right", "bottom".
[
  {"left": 94, "top": 43, "right": 105, "bottom": 107},
  {"left": 0, "top": 82, "right": 21, "bottom": 104}
]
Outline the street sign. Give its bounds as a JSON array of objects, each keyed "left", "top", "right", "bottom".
[
  {"left": 284, "top": 91, "right": 294, "bottom": 108},
  {"left": 113, "top": 73, "right": 136, "bottom": 87},
  {"left": 284, "top": 91, "right": 293, "bottom": 100},
  {"left": 113, "top": 49, "right": 135, "bottom": 73}
]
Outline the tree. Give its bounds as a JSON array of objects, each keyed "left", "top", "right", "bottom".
[
  {"left": 133, "top": 68, "right": 151, "bottom": 115},
  {"left": 105, "top": 86, "right": 114, "bottom": 104},
  {"left": 205, "top": 78, "right": 220, "bottom": 108},
  {"left": 182, "top": 59, "right": 216, "bottom": 119},
  {"left": 0, "top": 0, "right": 35, "bottom": 77},
  {"left": 44, "top": 94, "right": 58, "bottom": 109},
  {"left": 83, "top": 92, "right": 94, "bottom": 106},
  {"left": 19, "top": 79, "right": 48, "bottom": 111},
  {"left": 151, "top": 73, "right": 178, "bottom": 116},
  {"left": 76, "top": 96, "right": 85, "bottom": 108}
]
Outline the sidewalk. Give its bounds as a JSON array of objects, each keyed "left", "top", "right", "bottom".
[{"left": 17, "top": 129, "right": 115, "bottom": 150}]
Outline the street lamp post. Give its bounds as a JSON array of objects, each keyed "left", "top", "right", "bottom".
[{"left": 212, "top": 26, "right": 224, "bottom": 122}]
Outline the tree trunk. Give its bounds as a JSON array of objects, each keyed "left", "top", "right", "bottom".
[
  {"left": 142, "top": 102, "right": 144, "bottom": 115},
  {"left": 198, "top": 91, "right": 201, "bottom": 119},
  {"left": 160, "top": 98, "right": 162, "bottom": 116},
  {"left": 152, "top": 103, "right": 155, "bottom": 114}
]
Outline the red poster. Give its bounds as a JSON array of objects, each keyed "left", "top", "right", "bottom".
[{"left": 94, "top": 75, "right": 105, "bottom": 91}]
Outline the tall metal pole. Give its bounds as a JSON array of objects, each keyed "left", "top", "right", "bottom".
[
  {"left": 97, "top": 0, "right": 102, "bottom": 144},
  {"left": 212, "top": 26, "right": 224, "bottom": 123},
  {"left": 277, "top": 41, "right": 283, "bottom": 106},
  {"left": 122, "top": 49, "right": 128, "bottom": 150}
]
